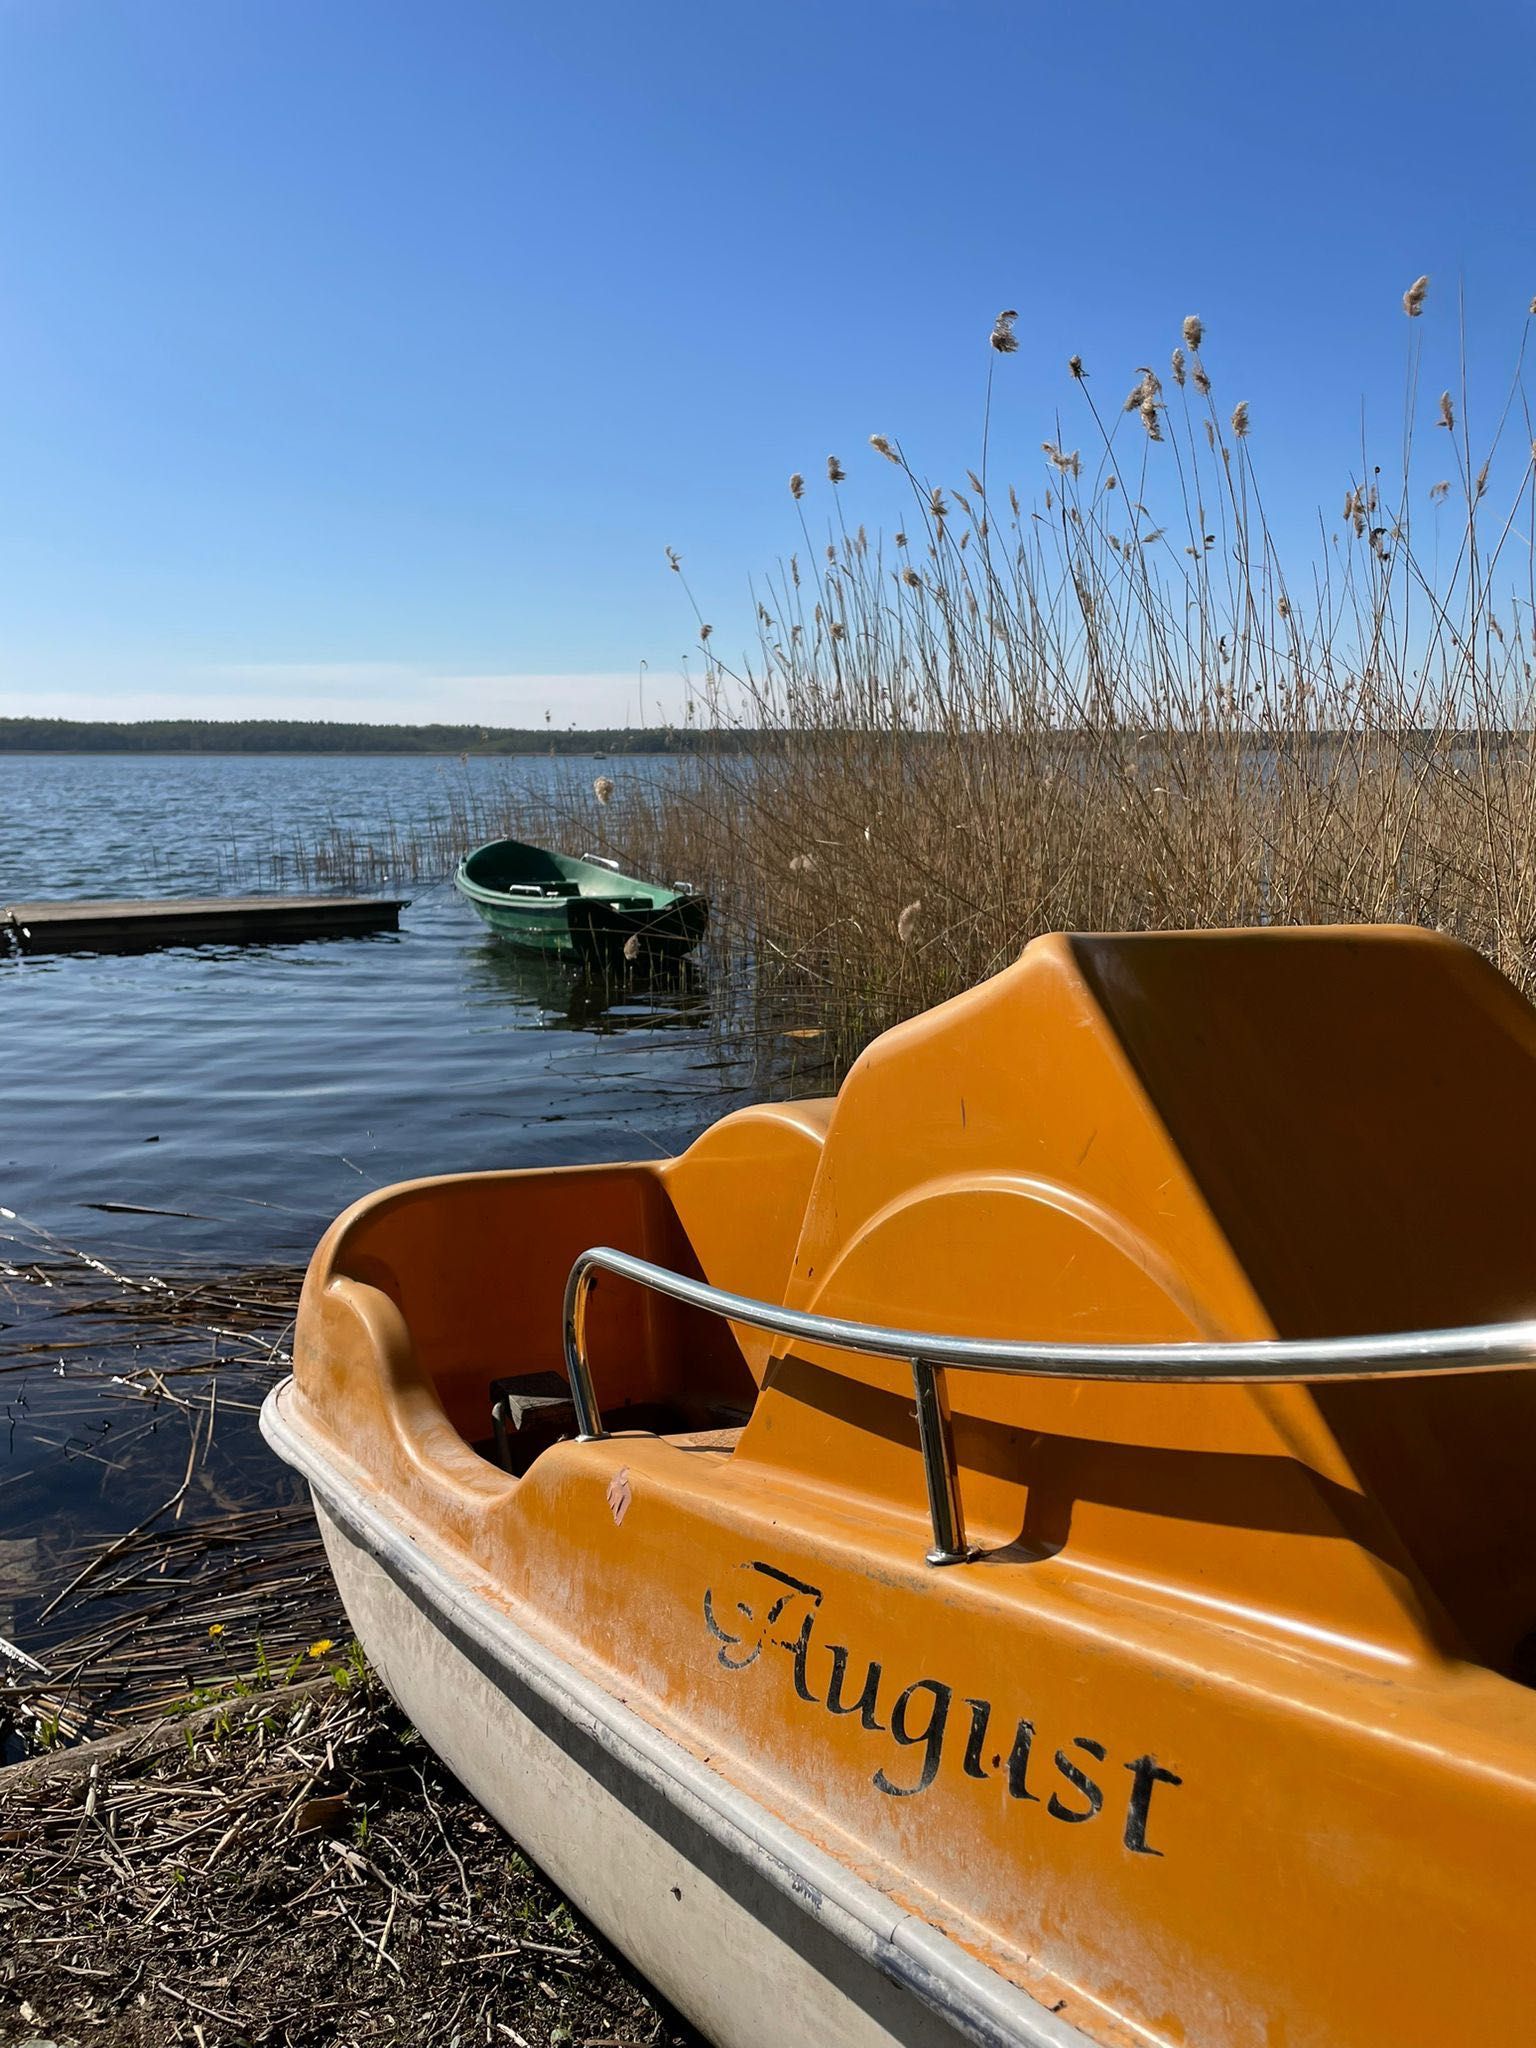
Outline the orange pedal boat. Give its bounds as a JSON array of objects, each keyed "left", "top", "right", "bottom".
[{"left": 263, "top": 927, "right": 1536, "bottom": 2047}]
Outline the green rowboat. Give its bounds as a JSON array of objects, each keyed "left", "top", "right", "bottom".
[{"left": 454, "top": 837, "right": 708, "bottom": 961}]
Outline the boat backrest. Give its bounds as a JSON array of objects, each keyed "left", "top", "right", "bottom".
[
  {"left": 732, "top": 927, "right": 1536, "bottom": 1671},
  {"left": 661, "top": 1100, "right": 835, "bottom": 1383}
]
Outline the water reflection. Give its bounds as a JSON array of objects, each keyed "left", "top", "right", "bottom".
[{"left": 467, "top": 938, "right": 711, "bottom": 1034}]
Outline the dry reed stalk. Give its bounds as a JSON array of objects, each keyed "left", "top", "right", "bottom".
[
  {"left": 252, "top": 285, "right": 1536, "bottom": 1084},
  {"left": 607, "top": 286, "right": 1536, "bottom": 1068}
]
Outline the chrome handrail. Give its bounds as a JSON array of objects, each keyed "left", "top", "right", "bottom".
[{"left": 561, "top": 1245, "right": 1536, "bottom": 1567}]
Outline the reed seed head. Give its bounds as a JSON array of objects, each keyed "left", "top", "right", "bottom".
[
  {"left": 665, "top": 547, "right": 681, "bottom": 572},
  {"left": 1430, "top": 479, "right": 1450, "bottom": 502},
  {"left": 1193, "top": 364, "right": 1211, "bottom": 395},
  {"left": 826, "top": 455, "right": 846, "bottom": 483},
  {"left": 930, "top": 487, "right": 948, "bottom": 519},
  {"left": 1140, "top": 397, "right": 1163, "bottom": 441},
  {"left": 1171, "top": 346, "right": 1186, "bottom": 387},
  {"left": 990, "top": 309, "right": 1020, "bottom": 354},
  {"left": 896, "top": 900, "right": 922, "bottom": 944},
  {"left": 1068, "top": 353, "right": 1085, "bottom": 379},
  {"left": 623, "top": 933, "right": 641, "bottom": 962},
  {"left": 1182, "top": 314, "right": 1203, "bottom": 350},
  {"left": 1437, "top": 391, "right": 1455, "bottom": 430},
  {"left": 789, "top": 473, "right": 805, "bottom": 500},
  {"left": 870, "top": 434, "right": 901, "bottom": 464},
  {"left": 1403, "top": 274, "right": 1430, "bottom": 318},
  {"left": 902, "top": 566, "right": 922, "bottom": 588},
  {"left": 789, "top": 852, "right": 816, "bottom": 874},
  {"left": 699, "top": 622, "right": 712, "bottom": 640},
  {"left": 1231, "top": 401, "right": 1250, "bottom": 438},
  {"left": 593, "top": 776, "right": 614, "bottom": 805}
]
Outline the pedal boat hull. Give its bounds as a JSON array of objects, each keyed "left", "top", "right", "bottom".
[{"left": 267, "top": 928, "right": 1536, "bottom": 2048}]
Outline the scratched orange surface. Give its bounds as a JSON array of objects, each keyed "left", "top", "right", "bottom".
[{"left": 290, "top": 928, "right": 1536, "bottom": 2047}]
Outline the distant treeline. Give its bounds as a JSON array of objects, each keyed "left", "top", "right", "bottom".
[
  {"left": 3, "top": 716, "right": 1521, "bottom": 759},
  {"left": 0, "top": 717, "right": 751, "bottom": 757}
]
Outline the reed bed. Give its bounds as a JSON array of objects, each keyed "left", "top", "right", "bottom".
[{"left": 277, "top": 279, "right": 1536, "bottom": 1077}]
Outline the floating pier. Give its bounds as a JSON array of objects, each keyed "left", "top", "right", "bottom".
[{"left": 2, "top": 894, "right": 407, "bottom": 955}]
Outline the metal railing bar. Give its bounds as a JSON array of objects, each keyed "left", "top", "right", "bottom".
[
  {"left": 562, "top": 1245, "right": 1536, "bottom": 1389},
  {"left": 911, "top": 1358, "right": 971, "bottom": 1566},
  {"left": 559, "top": 1244, "right": 1536, "bottom": 1568}
]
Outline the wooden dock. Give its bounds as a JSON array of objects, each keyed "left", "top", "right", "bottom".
[{"left": 2, "top": 894, "right": 408, "bottom": 955}]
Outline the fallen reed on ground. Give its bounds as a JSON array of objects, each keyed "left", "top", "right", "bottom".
[
  {"left": 1, "top": 1674, "right": 698, "bottom": 2048},
  {"left": 282, "top": 280, "right": 1536, "bottom": 1075}
]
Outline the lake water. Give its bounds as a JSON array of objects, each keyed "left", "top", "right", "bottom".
[
  {"left": 0, "top": 752, "right": 752, "bottom": 1722},
  {"left": 1, "top": 752, "right": 744, "bottom": 1262}
]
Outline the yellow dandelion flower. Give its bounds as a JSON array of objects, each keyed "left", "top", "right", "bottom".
[{"left": 307, "top": 1638, "right": 335, "bottom": 1659}]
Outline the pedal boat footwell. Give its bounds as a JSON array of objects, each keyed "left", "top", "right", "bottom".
[{"left": 263, "top": 928, "right": 1536, "bottom": 2048}]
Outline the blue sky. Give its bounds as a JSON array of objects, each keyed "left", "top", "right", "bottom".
[{"left": 2, "top": 0, "right": 1534, "bottom": 726}]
